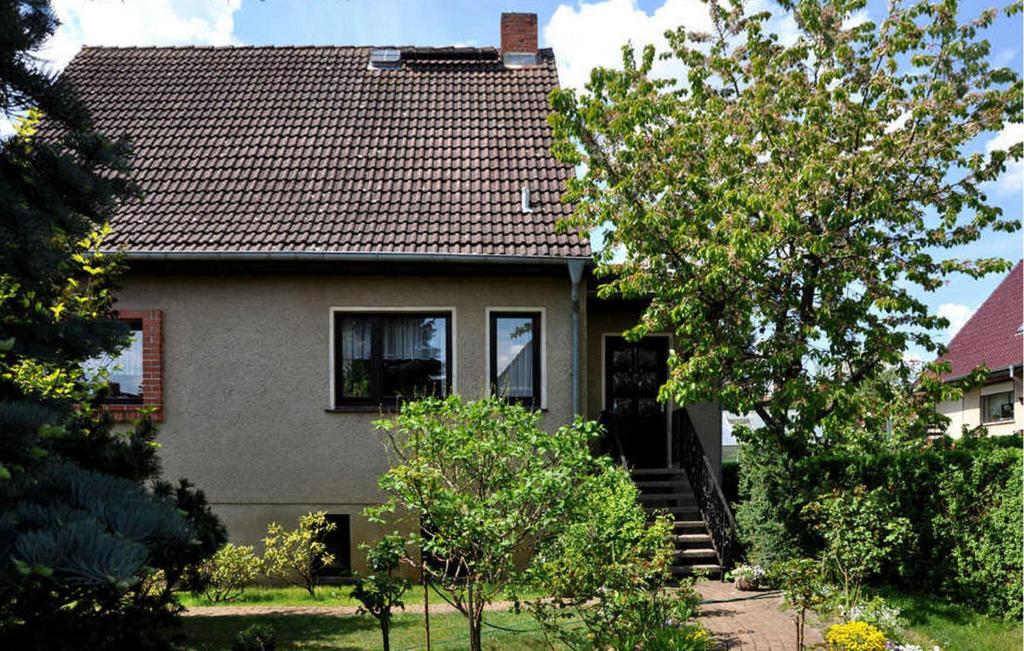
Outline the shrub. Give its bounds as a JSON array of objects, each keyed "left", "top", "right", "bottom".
[
  {"left": 262, "top": 511, "right": 336, "bottom": 596},
  {"left": 352, "top": 534, "right": 409, "bottom": 651},
  {"left": 195, "top": 544, "right": 262, "bottom": 603},
  {"left": 839, "top": 596, "right": 904, "bottom": 637},
  {"left": 523, "top": 465, "right": 688, "bottom": 649},
  {"left": 804, "top": 486, "right": 913, "bottom": 613},
  {"left": 230, "top": 623, "right": 276, "bottom": 651},
  {"left": 825, "top": 621, "right": 886, "bottom": 651}
]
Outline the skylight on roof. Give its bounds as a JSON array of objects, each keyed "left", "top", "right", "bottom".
[{"left": 369, "top": 48, "right": 401, "bottom": 70}]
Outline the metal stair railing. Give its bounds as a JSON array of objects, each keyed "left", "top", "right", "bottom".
[{"left": 671, "top": 408, "right": 738, "bottom": 569}]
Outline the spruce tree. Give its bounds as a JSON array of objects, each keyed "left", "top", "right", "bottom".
[{"left": 0, "top": 1, "right": 225, "bottom": 646}]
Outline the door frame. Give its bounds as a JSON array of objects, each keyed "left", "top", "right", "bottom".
[{"left": 600, "top": 333, "right": 673, "bottom": 468}]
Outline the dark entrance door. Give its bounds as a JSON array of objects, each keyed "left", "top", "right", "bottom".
[{"left": 604, "top": 336, "right": 669, "bottom": 468}]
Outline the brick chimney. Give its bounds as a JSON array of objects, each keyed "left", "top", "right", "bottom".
[{"left": 500, "top": 12, "right": 538, "bottom": 66}]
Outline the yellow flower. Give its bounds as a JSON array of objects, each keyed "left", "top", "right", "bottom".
[{"left": 825, "top": 621, "right": 887, "bottom": 651}]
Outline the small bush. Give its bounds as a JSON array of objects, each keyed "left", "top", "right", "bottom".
[
  {"left": 825, "top": 621, "right": 886, "bottom": 651},
  {"left": 262, "top": 511, "right": 336, "bottom": 596},
  {"left": 230, "top": 623, "right": 276, "bottom": 651},
  {"left": 196, "top": 544, "right": 262, "bottom": 603},
  {"left": 352, "top": 534, "right": 409, "bottom": 651}
]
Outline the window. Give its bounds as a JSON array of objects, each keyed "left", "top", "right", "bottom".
[
  {"left": 82, "top": 310, "right": 163, "bottom": 422},
  {"left": 982, "top": 390, "right": 1014, "bottom": 423},
  {"left": 317, "top": 514, "right": 352, "bottom": 578},
  {"left": 334, "top": 312, "right": 451, "bottom": 406},
  {"left": 84, "top": 321, "right": 144, "bottom": 404},
  {"left": 489, "top": 311, "right": 541, "bottom": 407}
]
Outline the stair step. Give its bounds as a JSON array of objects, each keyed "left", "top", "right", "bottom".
[
  {"left": 673, "top": 520, "right": 707, "bottom": 529},
  {"left": 671, "top": 564, "right": 723, "bottom": 575},
  {"left": 677, "top": 548, "right": 719, "bottom": 559},
  {"left": 639, "top": 493, "right": 695, "bottom": 502},
  {"left": 652, "top": 506, "right": 702, "bottom": 515},
  {"left": 630, "top": 468, "right": 687, "bottom": 477},
  {"left": 635, "top": 480, "right": 690, "bottom": 489},
  {"left": 673, "top": 534, "right": 711, "bottom": 544}
]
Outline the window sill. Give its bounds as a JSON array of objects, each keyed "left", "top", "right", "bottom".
[
  {"left": 103, "top": 403, "right": 164, "bottom": 423},
  {"left": 326, "top": 405, "right": 396, "bottom": 414},
  {"left": 982, "top": 418, "right": 1015, "bottom": 425}
]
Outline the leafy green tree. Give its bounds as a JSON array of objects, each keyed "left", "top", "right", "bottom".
[
  {"left": 0, "top": 1, "right": 225, "bottom": 646},
  {"left": 352, "top": 534, "right": 410, "bottom": 651},
  {"left": 774, "top": 557, "right": 829, "bottom": 651},
  {"left": 550, "top": 0, "right": 1020, "bottom": 559},
  {"left": 369, "top": 396, "right": 603, "bottom": 651},
  {"left": 804, "top": 485, "right": 913, "bottom": 613}
]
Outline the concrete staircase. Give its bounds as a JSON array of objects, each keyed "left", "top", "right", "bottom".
[{"left": 631, "top": 467, "right": 723, "bottom": 578}]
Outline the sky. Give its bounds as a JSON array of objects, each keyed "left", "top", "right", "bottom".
[{"left": 35, "top": 0, "right": 1023, "bottom": 362}]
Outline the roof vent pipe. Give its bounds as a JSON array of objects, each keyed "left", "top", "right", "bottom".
[{"left": 521, "top": 186, "right": 532, "bottom": 213}]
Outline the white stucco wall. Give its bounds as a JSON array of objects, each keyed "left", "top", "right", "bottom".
[{"left": 937, "top": 378, "right": 1024, "bottom": 437}]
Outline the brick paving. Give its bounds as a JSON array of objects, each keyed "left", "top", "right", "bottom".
[{"left": 696, "top": 580, "right": 824, "bottom": 650}]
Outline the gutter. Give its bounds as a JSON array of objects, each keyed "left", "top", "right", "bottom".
[
  {"left": 118, "top": 250, "right": 592, "bottom": 267},
  {"left": 568, "top": 259, "right": 585, "bottom": 416}
]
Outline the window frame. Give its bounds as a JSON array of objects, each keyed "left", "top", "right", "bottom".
[
  {"left": 981, "top": 389, "right": 1015, "bottom": 424},
  {"left": 100, "top": 309, "right": 164, "bottom": 423},
  {"left": 330, "top": 308, "right": 455, "bottom": 409},
  {"left": 487, "top": 309, "right": 544, "bottom": 409}
]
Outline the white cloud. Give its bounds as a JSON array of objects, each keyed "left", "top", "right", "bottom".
[
  {"left": 544, "top": 0, "right": 807, "bottom": 91},
  {"left": 42, "top": 0, "right": 242, "bottom": 72},
  {"left": 937, "top": 303, "right": 976, "bottom": 342},
  {"left": 544, "top": 0, "right": 713, "bottom": 91},
  {"left": 985, "top": 122, "right": 1024, "bottom": 195}
]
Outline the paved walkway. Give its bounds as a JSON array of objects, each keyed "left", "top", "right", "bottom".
[{"left": 696, "top": 581, "right": 823, "bottom": 650}]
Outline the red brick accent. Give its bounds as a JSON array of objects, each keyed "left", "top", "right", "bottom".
[
  {"left": 105, "top": 309, "right": 164, "bottom": 423},
  {"left": 500, "top": 13, "right": 537, "bottom": 54}
]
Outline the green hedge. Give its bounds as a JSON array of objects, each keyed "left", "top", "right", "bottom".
[{"left": 737, "top": 435, "right": 1023, "bottom": 619}]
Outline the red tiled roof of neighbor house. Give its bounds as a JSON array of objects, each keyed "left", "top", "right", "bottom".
[
  {"left": 936, "top": 260, "right": 1023, "bottom": 381},
  {"left": 58, "top": 43, "right": 589, "bottom": 260}
]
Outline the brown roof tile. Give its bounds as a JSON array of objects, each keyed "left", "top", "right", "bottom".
[
  {"left": 60, "top": 45, "right": 589, "bottom": 260},
  {"left": 936, "top": 261, "right": 1023, "bottom": 380}
]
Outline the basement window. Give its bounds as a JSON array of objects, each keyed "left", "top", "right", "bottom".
[
  {"left": 317, "top": 514, "right": 352, "bottom": 578},
  {"left": 982, "top": 390, "right": 1014, "bottom": 423}
]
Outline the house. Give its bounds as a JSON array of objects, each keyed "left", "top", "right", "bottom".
[
  {"left": 64, "top": 13, "right": 730, "bottom": 576},
  {"left": 934, "top": 261, "right": 1023, "bottom": 436}
]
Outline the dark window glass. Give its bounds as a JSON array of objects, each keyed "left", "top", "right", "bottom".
[
  {"left": 489, "top": 312, "right": 541, "bottom": 407},
  {"left": 982, "top": 391, "right": 1014, "bottom": 423},
  {"left": 318, "top": 514, "right": 351, "bottom": 578},
  {"left": 335, "top": 312, "right": 451, "bottom": 406},
  {"left": 82, "top": 321, "right": 144, "bottom": 404}
]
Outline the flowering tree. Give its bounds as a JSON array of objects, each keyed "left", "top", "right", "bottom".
[{"left": 550, "top": 0, "right": 1020, "bottom": 555}]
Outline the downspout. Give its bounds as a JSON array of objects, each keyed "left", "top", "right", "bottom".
[{"left": 568, "top": 260, "right": 585, "bottom": 416}]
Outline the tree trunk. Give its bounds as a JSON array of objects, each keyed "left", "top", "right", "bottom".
[
  {"left": 466, "top": 583, "right": 482, "bottom": 651},
  {"left": 381, "top": 617, "right": 391, "bottom": 651},
  {"left": 423, "top": 570, "right": 431, "bottom": 650}
]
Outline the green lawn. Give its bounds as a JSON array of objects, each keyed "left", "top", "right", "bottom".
[
  {"left": 877, "top": 589, "right": 1022, "bottom": 651},
  {"left": 179, "top": 584, "right": 544, "bottom": 609},
  {"left": 182, "top": 611, "right": 558, "bottom": 650}
]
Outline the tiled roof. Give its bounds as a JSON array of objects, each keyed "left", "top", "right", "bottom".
[
  {"left": 937, "top": 260, "right": 1023, "bottom": 380},
  {"left": 59, "top": 46, "right": 589, "bottom": 260}
]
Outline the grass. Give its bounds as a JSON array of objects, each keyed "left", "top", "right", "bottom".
[
  {"left": 182, "top": 610, "right": 558, "bottom": 650},
  {"left": 875, "top": 588, "right": 1022, "bottom": 651},
  {"left": 178, "top": 584, "right": 545, "bottom": 609}
]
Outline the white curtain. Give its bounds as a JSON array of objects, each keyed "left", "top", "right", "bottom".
[
  {"left": 341, "top": 317, "right": 372, "bottom": 360},
  {"left": 497, "top": 343, "right": 533, "bottom": 397},
  {"left": 383, "top": 317, "right": 443, "bottom": 360}
]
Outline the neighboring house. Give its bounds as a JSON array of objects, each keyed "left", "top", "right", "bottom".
[
  {"left": 64, "top": 13, "right": 729, "bottom": 576},
  {"left": 935, "top": 261, "right": 1023, "bottom": 437}
]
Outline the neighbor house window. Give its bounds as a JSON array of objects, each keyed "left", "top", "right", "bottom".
[
  {"left": 82, "top": 310, "right": 164, "bottom": 422},
  {"left": 334, "top": 312, "right": 451, "bottom": 406},
  {"left": 982, "top": 390, "right": 1014, "bottom": 423},
  {"left": 489, "top": 311, "right": 541, "bottom": 407}
]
